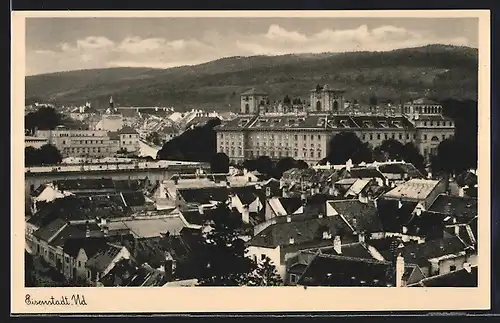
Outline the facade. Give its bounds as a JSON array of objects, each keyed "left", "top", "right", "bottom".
[
  {"left": 215, "top": 86, "right": 455, "bottom": 165},
  {"left": 36, "top": 129, "right": 120, "bottom": 158},
  {"left": 25, "top": 136, "right": 49, "bottom": 149},
  {"left": 117, "top": 126, "right": 140, "bottom": 153}
]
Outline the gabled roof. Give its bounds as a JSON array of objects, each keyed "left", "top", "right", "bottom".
[
  {"left": 178, "top": 187, "right": 229, "bottom": 204},
  {"left": 316, "top": 242, "right": 375, "bottom": 260},
  {"left": 384, "top": 179, "right": 442, "bottom": 200},
  {"left": 32, "top": 218, "right": 67, "bottom": 242},
  {"left": 444, "top": 224, "right": 476, "bottom": 247},
  {"left": 297, "top": 254, "right": 393, "bottom": 287},
  {"left": 121, "top": 191, "right": 147, "bottom": 207},
  {"left": 231, "top": 186, "right": 259, "bottom": 206},
  {"left": 349, "top": 167, "right": 385, "bottom": 180},
  {"left": 411, "top": 265, "right": 478, "bottom": 287},
  {"left": 117, "top": 126, "right": 139, "bottom": 135},
  {"left": 381, "top": 237, "right": 468, "bottom": 267},
  {"left": 427, "top": 194, "right": 478, "bottom": 220},
  {"left": 49, "top": 223, "right": 103, "bottom": 247},
  {"left": 247, "top": 216, "right": 352, "bottom": 249},
  {"left": 86, "top": 243, "right": 124, "bottom": 272},
  {"left": 328, "top": 200, "right": 383, "bottom": 233},
  {"left": 376, "top": 198, "right": 419, "bottom": 232},
  {"left": 63, "top": 237, "right": 109, "bottom": 258},
  {"left": 378, "top": 163, "right": 424, "bottom": 178}
]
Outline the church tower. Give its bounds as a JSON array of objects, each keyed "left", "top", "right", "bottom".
[
  {"left": 309, "top": 84, "right": 345, "bottom": 114},
  {"left": 240, "top": 88, "right": 269, "bottom": 115}
]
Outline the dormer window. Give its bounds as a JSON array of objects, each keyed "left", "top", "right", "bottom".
[{"left": 289, "top": 238, "right": 294, "bottom": 244}]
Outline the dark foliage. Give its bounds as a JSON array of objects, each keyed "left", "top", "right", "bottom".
[
  {"left": 25, "top": 144, "right": 63, "bottom": 166},
  {"left": 210, "top": 152, "right": 230, "bottom": 173},
  {"left": 25, "top": 106, "right": 61, "bottom": 132},
  {"left": 325, "top": 132, "right": 373, "bottom": 164},
  {"left": 157, "top": 118, "right": 221, "bottom": 162}
]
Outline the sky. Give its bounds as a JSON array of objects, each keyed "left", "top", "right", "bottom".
[{"left": 25, "top": 17, "right": 478, "bottom": 76}]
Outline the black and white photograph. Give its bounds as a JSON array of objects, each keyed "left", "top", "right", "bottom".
[{"left": 12, "top": 10, "right": 491, "bottom": 313}]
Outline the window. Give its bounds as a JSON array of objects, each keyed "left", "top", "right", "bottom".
[
  {"left": 303, "top": 135, "right": 307, "bottom": 140},
  {"left": 317, "top": 151, "right": 321, "bottom": 158},
  {"left": 384, "top": 133, "right": 388, "bottom": 140},
  {"left": 399, "top": 133, "right": 402, "bottom": 140},
  {"left": 362, "top": 134, "right": 366, "bottom": 140},
  {"left": 78, "top": 261, "right": 82, "bottom": 267},
  {"left": 450, "top": 265, "right": 457, "bottom": 272},
  {"left": 65, "top": 257, "right": 69, "bottom": 263},
  {"left": 261, "top": 254, "right": 266, "bottom": 261},
  {"left": 310, "top": 151, "right": 314, "bottom": 158},
  {"left": 406, "top": 134, "right": 409, "bottom": 140},
  {"left": 294, "top": 135, "right": 298, "bottom": 140},
  {"left": 62, "top": 140, "right": 66, "bottom": 145},
  {"left": 424, "top": 122, "right": 427, "bottom": 126},
  {"left": 377, "top": 134, "right": 380, "bottom": 140},
  {"left": 369, "top": 134, "right": 373, "bottom": 140},
  {"left": 317, "top": 135, "right": 321, "bottom": 140},
  {"left": 423, "top": 134, "right": 427, "bottom": 140},
  {"left": 442, "top": 134, "right": 446, "bottom": 140},
  {"left": 310, "top": 135, "right": 314, "bottom": 140},
  {"left": 290, "top": 274, "right": 298, "bottom": 284}
]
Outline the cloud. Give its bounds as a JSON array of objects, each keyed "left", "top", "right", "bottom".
[
  {"left": 29, "top": 24, "right": 472, "bottom": 74},
  {"left": 236, "top": 24, "right": 470, "bottom": 55}
]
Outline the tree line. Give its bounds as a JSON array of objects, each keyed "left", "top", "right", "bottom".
[{"left": 25, "top": 144, "right": 63, "bottom": 167}]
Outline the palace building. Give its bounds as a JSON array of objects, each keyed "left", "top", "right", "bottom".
[{"left": 215, "top": 85, "right": 455, "bottom": 165}]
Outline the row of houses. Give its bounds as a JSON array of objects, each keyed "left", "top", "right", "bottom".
[{"left": 25, "top": 160, "right": 478, "bottom": 287}]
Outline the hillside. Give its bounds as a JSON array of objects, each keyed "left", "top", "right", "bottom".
[{"left": 25, "top": 44, "right": 478, "bottom": 112}]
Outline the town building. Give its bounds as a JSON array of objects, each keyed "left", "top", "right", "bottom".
[
  {"left": 25, "top": 135, "right": 49, "bottom": 149},
  {"left": 215, "top": 86, "right": 455, "bottom": 165}
]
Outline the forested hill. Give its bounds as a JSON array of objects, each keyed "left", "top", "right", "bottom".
[{"left": 26, "top": 44, "right": 478, "bottom": 111}]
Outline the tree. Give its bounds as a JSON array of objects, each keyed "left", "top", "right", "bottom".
[
  {"left": 296, "top": 160, "right": 309, "bottom": 169},
  {"left": 38, "top": 144, "right": 63, "bottom": 165},
  {"left": 326, "top": 132, "right": 373, "bottom": 164},
  {"left": 25, "top": 106, "right": 61, "bottom": 133},
  {"left": 146, "top": 131, "right": 163, "bottom": 146},
  {"left": 25, "top": 146, "right": 40, "bottom": 167},
  {"left": 431, "top": 138, "right": 461, "bottom": 176},
  {"left": 373, "top": 139, "right": 405, "bottom": 162},
  {"left": 273, "top": 157, "right": 298, "bottom": 179},
  {"left": 197, "top": 205, "right": 256, "bottom": 286},
  {"left": 210, "top": 152, "right": 230, "bottom": 173},
  {"left": 402, "top": 143, "right": 426, "bottom": 173},
  {"left": 283, "top": 95, "right": 291, "bottom": 105},
  {"left": 254, "top": 156, "right": 274, "bottom": 176},
  {"left": 247, "top": 256, "right": 282, "bottom": 286}
]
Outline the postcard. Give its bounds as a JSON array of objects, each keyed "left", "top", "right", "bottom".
[{"left": 12, "top": 10, "right": 491, "bottom": 314}]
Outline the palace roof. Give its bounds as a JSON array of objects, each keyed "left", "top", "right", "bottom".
[{"left": 215, "top": 114, "right": 417, "bottom": 131}]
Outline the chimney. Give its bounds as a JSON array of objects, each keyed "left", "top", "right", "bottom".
[
  {"left": 265, "top": 186, "right": 271, "bottom": 197},
  {"left": 198, "top": 205, "right": 204, "bottom": 215},
  {"left": 463, "top": 262, "right": 472, "bottom": 273},
  {"left": 345, "top": 159, "right": 353, "bottom": 172},
  {"left": 358, "top": 193, "right": 368, "bottom": 204},
  {"left": 333, "top": 235, "right": 342, "bottom": 254},
  {"left": 415, "top": 205, "right": 422, "bottom": 216},
  {"left": 242, "top": 207, "right": 250, "bottom": 224},
  {"left": 173, "top": 177, "right": 179, "bottom": 185},
  {"left": 358, "top": 231, "right": 366, "bottom": 243},
  {"left": 85, "top": 226, "right": 91, "bottom": 238},
  {"left": 164, "top": 253, "right": 174, "bottom": 282},
  {"left": 286, "top": 215, "right": 291, "bottom": 223},
  {"left": 396, "top": 253, "right": 405, "bottom": 287},
  {"left": 453, "top": 218, "right": 460, "bottom": 236}
]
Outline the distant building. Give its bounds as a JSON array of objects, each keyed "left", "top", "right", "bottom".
[
  {"left": 215, "top": 87, "right": 455, "bottom": 165},
  {"left": 25, "top": 136, "right": 49, "bottom": 149}
]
